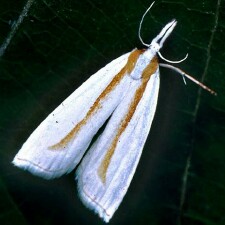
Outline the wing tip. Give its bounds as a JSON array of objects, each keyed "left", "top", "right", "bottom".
[
  {"left": 76, "top": 175, "right": 112, "bottom": 223},
  {"left": 12, "top": 155, "right": 28, "bottom": 170},
  {"left": 12, "top": 155, "right": 59, "bottom": 180}
]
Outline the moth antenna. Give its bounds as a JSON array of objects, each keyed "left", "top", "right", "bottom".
[
  {"left": 158, "top": 52, "right": 188, "bottom": 64},
  {"left": 159, "top": 63, "right": 217, "bottom": 95},
  {"left": 138, "top": 1, "right": 155, "bottom": 47}
]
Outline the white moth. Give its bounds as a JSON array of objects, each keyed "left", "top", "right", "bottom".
[{"left": 12, "top": 2, "right": 216, "bottom": 223}]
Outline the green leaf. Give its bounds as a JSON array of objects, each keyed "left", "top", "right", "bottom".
[{"left": 0, "top": 0, "right": 224, "bottom": 224}]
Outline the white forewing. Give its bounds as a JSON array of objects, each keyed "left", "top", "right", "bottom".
[
  {"left": 13, "top": 52, "right": 131, "bottom": 179},
  {"left": 76, "top": 68, "right": 160, "bottom": 222}
]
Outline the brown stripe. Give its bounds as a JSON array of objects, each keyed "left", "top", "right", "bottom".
[
  {"left": 97, "top": 56, "right": 158, "bottom": 183},
  {"left": 48, "top": 49, "right": 144, "bottom": 150}
]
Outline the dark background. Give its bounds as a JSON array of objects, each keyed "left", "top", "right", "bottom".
[{"left": 0, "top": 0, "right": 224, "bottom": 224}]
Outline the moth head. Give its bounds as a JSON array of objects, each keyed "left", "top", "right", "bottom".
[{"left": 138, "top": 2, "right": 177, "bottom": 50}]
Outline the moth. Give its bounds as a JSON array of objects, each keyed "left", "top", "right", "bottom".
[{"left": 13, "top": 2, "right": 215, "bottom": 222}]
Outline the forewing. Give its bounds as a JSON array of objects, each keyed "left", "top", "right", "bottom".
[
  {"left": 76, "top": 69, "right": 160, "bottom": 222},
  {"left": 13, "top": 52, "right": 131, "bottom": 179}
]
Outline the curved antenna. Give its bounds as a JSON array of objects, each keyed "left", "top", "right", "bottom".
[
  {"left": 158, "top": 51, "right": 189, "bottom": 63},
  {"left": 138, "top": 1, "right": 155, "bottom": 47}
]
